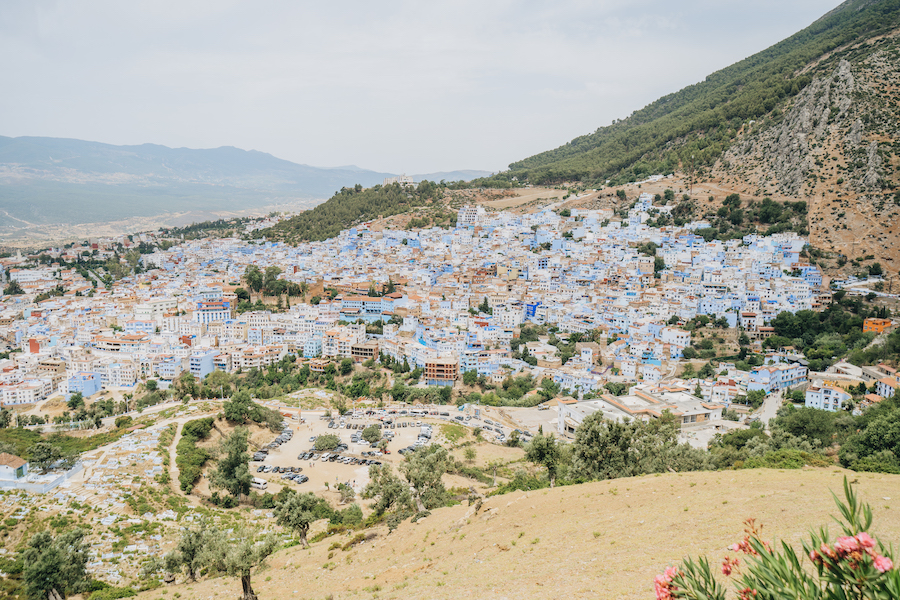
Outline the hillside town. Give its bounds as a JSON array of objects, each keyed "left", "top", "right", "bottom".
[{"left": 1, "top": 192, "right": 896, "bottom": 449}]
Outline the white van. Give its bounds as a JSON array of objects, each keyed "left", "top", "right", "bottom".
[{"left": 251, "top": 477, "right": 268, "bottom": 490}]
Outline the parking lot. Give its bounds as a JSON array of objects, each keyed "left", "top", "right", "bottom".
[{"left": 250, "top": 407, "right": 532, "bottom": 496}]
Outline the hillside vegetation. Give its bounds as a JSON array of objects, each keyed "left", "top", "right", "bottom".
[
  {"left": 258, "top": 181, "right": 446, "bottom": 243},
  {"left": 479, "top": 0, "right": 900, "bottom": 187}
]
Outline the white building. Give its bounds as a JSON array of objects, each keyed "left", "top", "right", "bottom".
[{"left": 805, "top": 384, "right": 851, "bottom": 412}]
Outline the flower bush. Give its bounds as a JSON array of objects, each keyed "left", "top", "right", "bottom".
[{"left": 655, "top": 477, "right": 899, "bottom": 599}]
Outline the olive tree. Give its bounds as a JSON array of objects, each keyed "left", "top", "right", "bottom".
[
  {"left": 198, "top": 527, "right": 278, "bottom": 600},
  {"left": 22, "top": 529, "right": 89, "bottom": 600},
  {"left": 165, "top": 524, "right": 207, "bottom": 581},
  {"left": 361, "top": 425, "right": 381, "bottom": 444},
  {"left": 399, "top": 445, "right": 451, "bottom": 513},
  {"left": 209, "top": 427, "right": 252, "bottom": 501},
  {"left": 525, "top": 432, "right": 561, "bottom": 487},
  {"left": 274, "top": 491, "right": 324, "bottom": 548}
]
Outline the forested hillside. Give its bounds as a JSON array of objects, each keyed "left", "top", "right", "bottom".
[
  {"left": 257, "top": 181, "right": 445, "bottom": 243},
  {"left": 479, "top": 0, "right": 900, "bottom": 187}
]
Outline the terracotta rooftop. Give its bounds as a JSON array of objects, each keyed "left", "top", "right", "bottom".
[{"left": 0, "top": 453, "right": 26, "bottom": 469}]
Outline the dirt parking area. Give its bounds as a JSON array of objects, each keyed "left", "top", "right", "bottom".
[
  {"left": 251, "top": 406, "right": 535, "bottom": 496},
  {"left": 252, "top": 412, "right": 449, "bottom": 496}
]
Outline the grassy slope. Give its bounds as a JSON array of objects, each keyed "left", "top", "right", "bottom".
[{"left": 137, "top": 468, "right": 900, "bottom": 600}]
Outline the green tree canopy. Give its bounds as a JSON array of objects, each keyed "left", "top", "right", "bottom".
[
  {"left": 22, "top": 529, "right": 89, "bottom": 600},
  {"left": 209, "top": 427, "right": 252, "bottom": 500}
]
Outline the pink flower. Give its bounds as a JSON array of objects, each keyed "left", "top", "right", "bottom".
[
  {"left": 729, "top": 543, "right": 741, "bottom": 552},
  {"left": 856, "top": 532, "right": 875, "bottom": 549},
  {"left": 654, "top": 567, "right": 678, "bottom": 600},
  {"left": 722, "top": 556, "right": 740, "bottom": 576},
  {"left": 835, "top": 536, "right": 859, "bottom": 556},
  {"left": 874, "top": 555, "right": 893, "bottom": 573}
]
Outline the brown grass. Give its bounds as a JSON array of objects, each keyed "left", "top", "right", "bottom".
[{"left": 136, "top": 467, "right": 900, "bottom": 600}]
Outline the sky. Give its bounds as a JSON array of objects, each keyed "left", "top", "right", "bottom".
[{"left": 0, "top": 0, "right": 844, "bottom": 175}]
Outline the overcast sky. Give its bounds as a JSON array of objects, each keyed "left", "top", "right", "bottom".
[{"left": 1, "top": 0, "right": 843, "bottom": 174}]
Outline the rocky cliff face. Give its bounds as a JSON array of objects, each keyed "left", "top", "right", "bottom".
[{"left": 712, "top": 34, "right": 900, "bottom": 273}]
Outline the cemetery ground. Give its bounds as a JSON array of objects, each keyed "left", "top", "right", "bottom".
[{"left": 0, "top": 394, "right": 531, "bottom": 595}]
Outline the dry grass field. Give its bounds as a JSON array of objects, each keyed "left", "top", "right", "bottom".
[{"left": 134, "top": 467, "right": 900, "bottom": 600}]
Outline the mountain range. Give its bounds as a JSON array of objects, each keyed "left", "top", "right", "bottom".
[{"left": 0, "top": 135, "right": 490, "bottom": 229}]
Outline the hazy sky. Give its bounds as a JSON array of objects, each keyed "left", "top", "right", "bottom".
[{"left": 1, "top": 0, "right": 843, "bottom": 174}]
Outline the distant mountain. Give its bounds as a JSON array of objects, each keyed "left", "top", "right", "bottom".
[{"left": 0, "top": 136, "right": 430, "bottom": 227}]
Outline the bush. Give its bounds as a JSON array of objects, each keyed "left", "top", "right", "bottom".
[
  {"left": 114, "top": 416, "right": 133, "bottom": 429},
  {"left": 88, "top": 586, "right": 137, "bottom": 600},
  {"left": 654, "top": 478, "right": 898, "bottom": 600},
  {"left": 361, "top": 425, "right": 381, "bottom": 444},
  {"left": 314, "top": 434, "right": 341, "bottom": 451},
  {"left": 175, "top": 417, "right": 213, "bottom": 492}
]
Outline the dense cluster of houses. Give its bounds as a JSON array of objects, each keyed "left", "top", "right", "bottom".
[{"left": 1, "top": 193, "right": 895, "bottom": 430}]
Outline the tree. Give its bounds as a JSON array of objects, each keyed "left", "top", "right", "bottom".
[
  {"left": 361, "top": 425, "right": 381, "bottom": 444},
  {"left": 654, "top": 256, "right": 666, "bottom": 277},
  {"left": 464, "top": 447, "right": 477, "bottom": 463},
  {"left": 206, "top": 370, "right": 233, "bottom": 397},
  {"left": 314, "top": 434, "right": 341, "bottom": 450},
  {"left": 208, "top": 427, "right": 252, "bottom": 501},
  {"left": 399, "top": 445, "right": 451, "bottom": 513},
  {"left": 163, "top": 524, "right": 207, "bottom": 582},
  {"left": 570, "top": 412, "right": 706, "bottom": 481},
  {"left": 682, "top": 363, "right": 696, "bottom": 378},
  {"left": 337, "top": 482, "right": 356, "bottom": 504},
  {"left": 22, "top": 529, "right": 89, "bottom": 600},
  {"left": 363, "top": 463, "right": 414, "bottom": 530},
  {"left": 772, "top": 404, "right": 837, "bottom": 448},
  {"left": 223, "top": 390, "right": 253, "bottom": 423},
  {"left": 525, "top": 432, "right": 561, "bottom": 487},
  {"left": 65, "top": 392, "right": 84, "bottom": 411},
  {"left": 3, "top": 280, "right": 24, "bottom": 295},
  {"left": 244, "top": 265, "right": 263, "bottom": 293},
  {"left": 262, "top": 266, "right": 283, "bottom": 295},
  {"left": 738, "top": 332, "right": 750, "bottom": 346},
  {"left": 339, "top": 358, "right": 353, "bottom": 376},
  {"left": 275, "top": 491, "right": 324, "bottom": 548},
  {"left": 538, "top": 377, "right": 562, "bottom": 402},
  {"left": 479, "top": 296, "right": 492, "bottom": 314},
  {"left": 172, "top": 371, "right": 199, "bottom": 400},
  {"left": 28, "top": 442, "right": 63, "bottom": 473},
  {"left": 463, "top": 369, "right": 478, "bottom": 386},
  {"left": 198, "top": 527, "right": 278, "bottom": 600},
  {"left": 505, "top": 430, "right": 521, "bottom": 447}
]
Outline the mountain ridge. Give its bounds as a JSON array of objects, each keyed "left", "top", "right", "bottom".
[
  {"left": 0, "top": 135, "right": 488, "bottom": 230},
  {"left": 480, "top": 0, "right": 900, "bottom": 187}
]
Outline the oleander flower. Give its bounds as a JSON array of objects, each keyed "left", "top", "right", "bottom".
[{"left": 873, "top": 555, "right": 893, "bottom": 573}]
